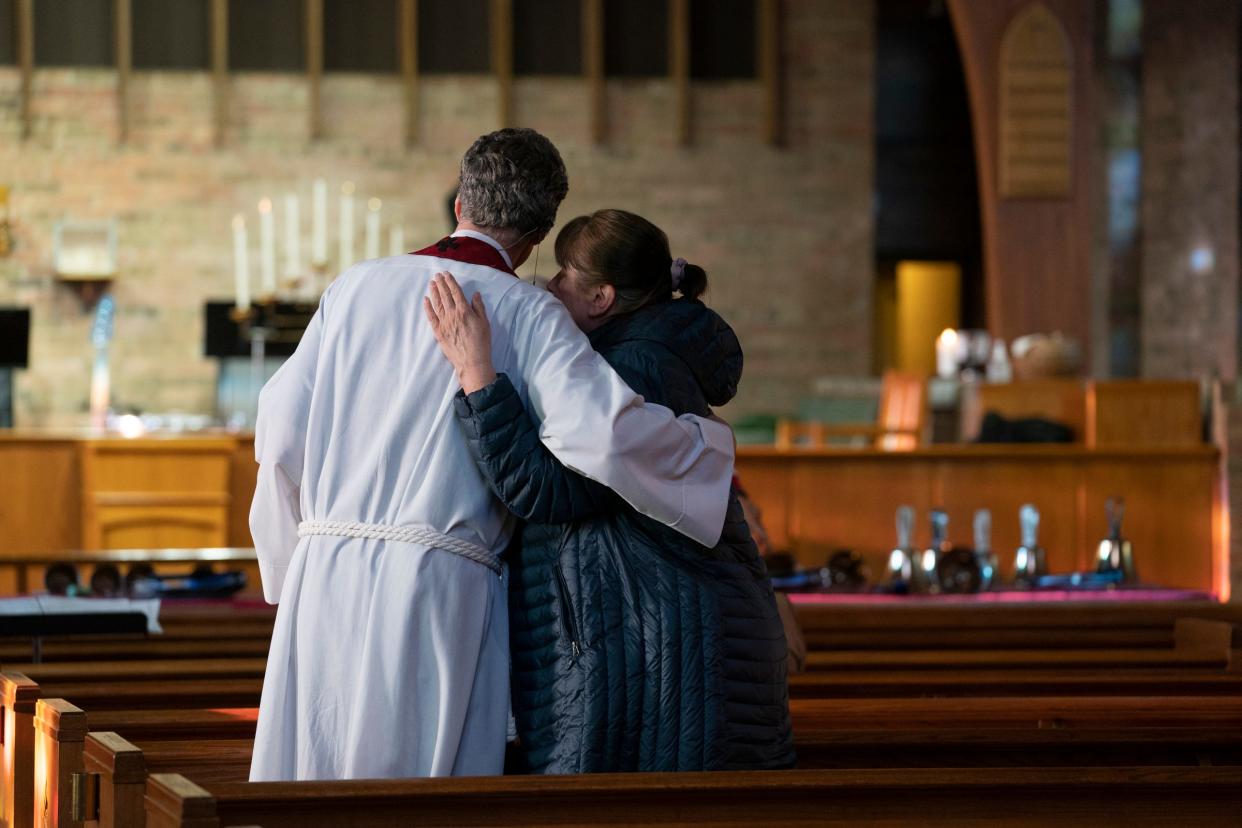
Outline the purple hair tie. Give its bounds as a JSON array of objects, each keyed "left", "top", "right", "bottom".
[{"left": 670, "top": 257, "right": 687, "bottom": 291}]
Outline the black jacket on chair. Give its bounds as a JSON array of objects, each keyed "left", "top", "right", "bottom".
[{"left": 453, "top": 298, "right": 795, "bottom": 773}]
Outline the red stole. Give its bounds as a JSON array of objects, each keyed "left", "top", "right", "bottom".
[{"left": 411, "top": 236, "right": 516, "bottom": 277}]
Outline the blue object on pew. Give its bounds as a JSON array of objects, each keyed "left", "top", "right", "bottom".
[
  {"left": 1032, "top": 570, "right": 1126, "bottom": 590},
  {"left": 129, "top": 571, "right": 248, "bottom": 599}
]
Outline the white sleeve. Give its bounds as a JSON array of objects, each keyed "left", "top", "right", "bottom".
[
  {"left": 504, "top": 290, "right": 735, "bottom": 547},
  {"left": 249, "top": 303, "right": 323, "bottom": 603}
]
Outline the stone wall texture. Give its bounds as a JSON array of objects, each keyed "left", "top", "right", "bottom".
[
  {"left": 0, "top": 1, "right": 875, "bottom": 426},
  {"left": 1140, "top": 0, "right": 1240, "bottom": 381}
]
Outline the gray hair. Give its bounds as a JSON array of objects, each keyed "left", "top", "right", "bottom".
[{"left": 457, "top": 128, "right": 569, "bottom": 237}]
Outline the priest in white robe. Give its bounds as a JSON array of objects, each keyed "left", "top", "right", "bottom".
[{"left": 248, "top": 129, "right": 735, "bottom": 781}]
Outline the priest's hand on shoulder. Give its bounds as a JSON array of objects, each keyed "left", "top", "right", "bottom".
[{"left": 424, "top": 271, "right": 497, "bottom": 394}]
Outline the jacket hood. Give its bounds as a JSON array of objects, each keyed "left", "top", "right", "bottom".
[{"left": 588, "top": 299, "right": 742, "bottom": 407}]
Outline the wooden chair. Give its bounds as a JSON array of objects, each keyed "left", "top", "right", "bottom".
[{"left": 776, "top": 372, "right": 926, "bottom": 450}]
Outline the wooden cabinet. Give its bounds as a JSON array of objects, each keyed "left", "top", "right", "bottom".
[
  {"left": 736, "top": 444, "right": 1225, "bottom": 596},
  {"left": 80, "top": 438, "right": 234, "bottom": 550}
]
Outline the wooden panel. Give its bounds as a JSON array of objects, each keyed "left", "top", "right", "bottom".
[
  {"left": 1081, "top": 459, "right": 1215, "bottom": 590},
  {"left": 973, "top": 379, "right": 1086, "bottom": 440},
  {"left": 946, "top": 0, "right": 1094, "bottom": 349},
  {"left": 17, "top": 0, "right": 32, "bottom": 140},
  {"left": 491, "top": 0, "right": 513, "bottom": 127},
  {"left": 211, "top": 0, "right": 227, "bottom": 147},
  {"left": 115, "top": 0, "right": 131, "bottom": 143},
  {"left": 81, "top": 439, "right": 234, "bottom": 551},
  {"left": 1088, "top": 380, "right": 1202, "bottom": 447},
  {"left": 736, "top": 444, "right": 1221, "bottom": 594},
  {"left": 306, "top": 0, "right": 324, "bottom": 140},
  {"left": 94, "top": 506, "right": 228, "bottom": 550},
  {"left": 669, "top": 0, "right": 690, "bottom": 146},
  {"left": 583, "top": 0, "right": 604, "bottom": 144},
  {"left": 733, "top": 456, "right": 792, "bottom": 551},
  {"left": 999, "top": 3, "right": 1072, "bottom": 197},
  {"left": 785, "top": 458, "right": 936, "bottom": 573},
  {"left": 398, "top": 0, "right": 418, "bottom": 147},
  {"left": 0, "top": 441, "right": 81, "bottom": 556},
  {"left": 937, "top": 458, "right": 1079, "bottom": 576},
  {"left": 230, "top": 436, "right": 258, "bottom": 548},
  {"left": 85, "top": 444, "right": 231, "bottom": 493}
]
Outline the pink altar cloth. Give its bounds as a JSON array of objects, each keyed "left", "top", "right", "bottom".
[{"left": 786, "top": 589, "right": 1214, "bottom": 605}]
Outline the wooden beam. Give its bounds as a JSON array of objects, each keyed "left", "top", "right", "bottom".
[
  {"left": 758, "top": 0, "right": 783, "bottom": 146},
  {"left": 210, "top": 0, "right": 228, "bottom": 147},
  {"left": 583, "top": 0, "right": 605, "bottom": 144},
  {"left": 16, "top": 0, "right": 33, "bottom": 140},
  {"left": 115, "top": 0, "right": 132, "bottom": 143},
  {"left": 398, "top": 0, "right": 419, "bottom": 146},
  {"left": 306, "top": 0, "right": 324, "bottom": 140},
  {"left": 491, "top": 0, "right": 513, "bottom": 128},
  {"left": 669, "top": 0, "right": 690, "bottom": 146}
]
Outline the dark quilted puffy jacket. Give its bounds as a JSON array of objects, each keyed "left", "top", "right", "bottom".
[{"left": 453, "top": 298, "right": 795, "bottom": 773}]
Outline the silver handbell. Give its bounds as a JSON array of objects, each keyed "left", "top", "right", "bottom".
[
  {"left": 1096, "top": 496, "right": 1138, "bottom": 584},
  {"left": 919, "top": 509, "right": 951, "bottom": 594},
  {"left": 973, "top": 509, "right": 999, "bottom": 591},
  {"left": 1013, "top": 504, "right": 1046, "bottom": 587},
  {"left": 887, "top": 505, "right": 917, "bottom": 592}
]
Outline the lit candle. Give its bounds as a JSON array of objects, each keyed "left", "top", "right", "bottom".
[
  {"left": 232, "top": 214, "right": 250, "bottom": 312},
  {"left": 284, "top": 192, "right": 300, "bottom": 276},
  {"left": 258, "top": 198, "right": 276, "bottom": 298},
  {"left": 935, "top": 328, "right": 959, "bottom": 379},
  {"left": 389, "top": 225, "right": 405, "bottom": 257},
  {"left": 311, "top": 178, "right": 327, "bottom": 266},
  {"left": 339, "top": 181, "right": 355, "bottom": 272},
  {"left": 365, "top": 198, "right": 382, "bottom": 260}
]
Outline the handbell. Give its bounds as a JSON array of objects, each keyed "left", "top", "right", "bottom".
[
  {"left": 1013, "top": 504, "right": 1046, "bottom": 587},
  {"left": 973, "top": 509, "right": 999, "bottom": 591},
  {"left": 920, "top": 508, "right": 951, "bottom": 594},
  {"left": 887, "top": 505, "right": 917, "bottom": 593},
  {"left": 1096, "top": 496, "right": 1137, "bottom": 583}
]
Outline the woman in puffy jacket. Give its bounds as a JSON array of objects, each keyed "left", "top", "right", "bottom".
[{"left": 427, "top": 209, "right": 793, "bottom": 773}]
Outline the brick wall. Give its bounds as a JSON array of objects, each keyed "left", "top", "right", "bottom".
[
  {"left": 1140, "top": 0, "right": 1240, "bottom": 381},
  {"left": 0, "top": 0, "right": 875, "bottom": 427}
]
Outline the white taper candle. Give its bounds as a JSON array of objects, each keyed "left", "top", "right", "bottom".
[
  {"left": 365, "top": 198, "right": 381, "bottom": 260},
  {"left": 232, "top": 214, "right": 250, "bottom": 311},
  {"left": 284, "top": 193, "right": 300, "bottom": 276},
  {"left": 311, "top": 178, "right": 327, "bottom": 266},
  {"left": 339, "top": 181, "right": 355, "bottom": 272},
  {"left": 258, "top": 198, "right": 276, "bottom": 298}
]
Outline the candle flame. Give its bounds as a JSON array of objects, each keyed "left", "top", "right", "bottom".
[
  {"left": 258, "top": 198, "right": 272, "bottom": 213},
  {"left": 368, "top": 197, "right": 382, "bottom": 212},
  {"left": 342, "top": 181, "right": 356, "bottom": 195},
  {"left": 232, "top": 214, "right": 245, "bottom": 230}
]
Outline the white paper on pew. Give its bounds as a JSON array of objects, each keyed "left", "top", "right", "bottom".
[{"left": 0, "top": 596, "right": 163, "bottom": 633}]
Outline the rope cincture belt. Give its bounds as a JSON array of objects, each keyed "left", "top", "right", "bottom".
[{"left": 297, "top": 520, "right": 502, "bottom": 576}]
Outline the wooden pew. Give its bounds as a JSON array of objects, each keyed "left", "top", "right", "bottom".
[
  {"left": 793, "top": 600, "right": 1242, "bottom": 651},
  {"left": 0, "top": 637, "right": 271, "bottom": 663},
  {"left": 43, "top": 693, "right": 1242, "bottom": 827},
  {"left": 6, "top": 609, "right": 1240, "bottom": 825},
  {"left": 1, "top": 658, "right": 267, "bottom": 683},
  {"left": 144, "top": 766, "right": 1242, "bottom": 827},
  {"left": 10, "top": 620, "right": 1242, "bottom": 824}
]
